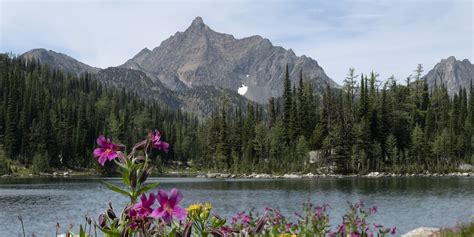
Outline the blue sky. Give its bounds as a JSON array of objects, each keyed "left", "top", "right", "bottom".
[{"left": 1, "top": 0, "right": 472, "bottom": 84}]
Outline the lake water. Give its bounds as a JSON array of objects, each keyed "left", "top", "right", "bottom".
[{"left": 0, "top": 176, "right": 473, "bottom": 236}]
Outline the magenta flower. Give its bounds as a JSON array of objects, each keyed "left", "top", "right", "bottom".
[
  {"left": 93, "top": 135, "right": 122, "bottom": 166},
  {"left": 151, "top": 188, "right": 187, "bottom": 223},
  {"left": 132, "top": 193, "right": 156, "bottom": 218},
  {"left": 370, "top": 206, "right": 378, "bottom": 214},
  {"left": 148, "top": 130, "right": 169, "bottom": 152},
  {"left": 128, "top": 193, "right": 156, "bottom": 229}
]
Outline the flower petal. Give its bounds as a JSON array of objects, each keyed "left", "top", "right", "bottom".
[
  {"left": 107, "top": 151, "right": 118, "bottom": 161},
  {"left": 150, "top": 207, "right": 164, "bottom": 219},
  {"left": 93, "top": 148, "right": 105, "bottom": 157},
  {"left": 169, "top": 188, "right": 183, "bottom": 206},
  {"left": 140, "top": 193, "right": 147, "bottom": 204},
  {"left": 96, "top": 135, "right": 108, "bottom": 147},
  {"left": 172, "top": 206, "right": 187, "bottom": 221},
  {"left": 146, "top": 193, "right": 156, "bottom": 207},
  {"left": 98, "top": 154, "right": 108, "bottom": 166},
  {"left": 157, "top": 189, "right": 169, "bottom": 206},
  {"left": 111, "top": 143, "right": 124, "bottom": 151},
  {"left": 161, "top": 211, "right": 172, "bottom": 224},
  {"left": 161, "top": 142, "right": 170, "bottom": 152}
]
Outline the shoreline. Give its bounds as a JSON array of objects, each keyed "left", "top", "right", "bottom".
[
  {"left": 1, "top": 169, "right": 472, "bottom": 179},
  {"left": 192, "top": 171, "right": 473, "bottom": 179}
]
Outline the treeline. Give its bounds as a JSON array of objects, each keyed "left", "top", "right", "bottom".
[
  {"left": 0, "top": 55, "right": 472, "bottom": 175},
  {"left": 202, "top": 66, "right": 473, "bottom": 174},
  {"left": 0, "top": 55, "right": 201, "bottom": 173}
]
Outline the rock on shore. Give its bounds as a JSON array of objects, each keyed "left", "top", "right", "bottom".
[
  {"left": 401, "top": 227, "right": 440, "bottom": 237},
  {"left": 196, "top": 171, "right": 473, "bottom": 179}
]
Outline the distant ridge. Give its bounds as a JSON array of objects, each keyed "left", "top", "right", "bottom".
[
  {"left": 422, "top": 56, "right": 473, "bottom": 95},
  {"left": 21, "top": 48, "right": 100, "bottom": 75}
]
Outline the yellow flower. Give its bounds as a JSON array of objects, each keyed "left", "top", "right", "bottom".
[
  {"left": 279, "top": 234, "right": 297, "bottom": 237},
  {"left": 187, "top": 203, "right": 203, "bottom": 215},
  {"left": 203, "top": 202, "right": 212, "bottom": 211}
]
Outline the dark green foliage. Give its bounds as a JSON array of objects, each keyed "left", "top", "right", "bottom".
[
  {"left": 0, "top": 146, "right": 10, "bottom": 175},
  {"left": 0, "top": 55, "right": 472, "bottom": 174},
  {"left": 32, "top": 152, "right": 50, "bottom": 173},
  {"left": 0, "top": 55, "right": 201, "bottom": 173}
]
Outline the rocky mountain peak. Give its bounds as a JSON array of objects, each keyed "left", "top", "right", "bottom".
[
  {"left": 137, "top": 48, "right": 151, "bottom": 56},
  {"left": 444, "top": 56, "right": 457, "bottom": 64},
  {"left": 462, "top": 59, "right": 472, "bottom": 65},
  {"left": 186, "top": 16, "right": 211, "bottom": 33},
  {"left": 422, "top": 56, "right": 473, "bottom": 95},
  {"left": 120, "top": 16, "right": 337, "bottom": 103},
  {"left": 191, "top": 16, "right": 205, "bottom": 27}
]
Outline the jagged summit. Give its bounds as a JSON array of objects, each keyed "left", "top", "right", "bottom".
[
  {"left": 121, "top": 17, "right": 337, "bottom": 103},
  {"left": 185, "top": 16, "right": 211, "bottom": 33},
  {"left": 18, "top": 17, "right": 342, "bottom": 115},
  {"left": 190, "top": 16, "right": 205, "bottom": 27},
  {"left": 422, "top": 56, "right": 473, "bottom": 95}
]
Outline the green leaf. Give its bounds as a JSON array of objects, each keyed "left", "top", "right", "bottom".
[
  {"left": 97, "top": 226, "right": 120, "bottom": 237},
  {"left": 79, "top": 225, "right": 86, "bottom": 237},
  {"left": 136, "top": 181, "right": 160, "bottom": 196},
  {"left": 126, "top": 156, "right": 133, "bottom": 168},
  {"left": 168, "top": 227, "right": 177, "bottom": 237},
  {"left": 113, "top": 159, "right": 128, "bottom": 170},
  {"left": 122, "top": 170, "right": 130, "bottom": 186},
  {"left": 101, "top": 181, "right": 130, "bottom": 197}
]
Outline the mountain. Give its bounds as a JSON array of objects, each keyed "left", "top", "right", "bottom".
[
  {"left": 95, "top": 67, "right": 182, "bottom": 109},
  {"left": 422, "top": 56, "right": 473, "bottom": 95},
  {"left": 121, "top": 17, "right": 337, "bottom": 103},
  {"left": 21, "top": 48, "right": 101, "bottom": 75},
  {"left": 95, "top": 67, "right": 252, "bottom": 117},
  {"left": 19, "top": 17, "right": 339, "bottom": 115}
]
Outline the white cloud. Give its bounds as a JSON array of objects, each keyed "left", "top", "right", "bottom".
[{"left": 0, "top": 0, "right": 472, "bottom": 85}]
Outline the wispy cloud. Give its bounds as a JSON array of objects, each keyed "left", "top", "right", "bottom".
[{"left": 0, "top": 0, "right": 471, "bottom": 84}]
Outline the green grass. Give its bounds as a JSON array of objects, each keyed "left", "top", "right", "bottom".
[{"left": 440, "top": 220, "right": 474, "bottom": 237}]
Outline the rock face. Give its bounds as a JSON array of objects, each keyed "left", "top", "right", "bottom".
[
  {"left": 21, "top": 48, "right": 101, "bottom": 75},
  {"left": 422, "top": 56, "right": 473, "bottom": 95},
  {"left": 95, "top": 67, "right": 252, "bottom": 117},
  {"left": 95, "top": 67, "right": 182, "bottom": 109},
  {"left": 121, "top": 17, "right": 337, "bottom": 103}
]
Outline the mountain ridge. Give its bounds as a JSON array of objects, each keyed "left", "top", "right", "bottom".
[
  {"left": 21, "top": 48, "right": 101, "bottom": 75},
  {"left": 120, "top": 16, "right": 338, "bottom": 103},
  {"left": 19, "top": 17, "right": 473, "bottom": 116},
  {"left": 422, "top": 56, "right": 473, "bottom": 95}
]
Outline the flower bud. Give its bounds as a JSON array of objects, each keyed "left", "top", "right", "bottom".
[
  {"left": 107, "top": 209, "right": 117, "bottom": 220},
  {"left": 98, "top": 214, "right": 106, "bottom": 228},
  {"left": 130, "top": 170, "right": 137, "bottom": 189},
  {"left": 139, "top": 167, "right": 152, "bottom": 184},
  {"left": 212, "top": 214, "right": 226, "bottom": 227},
  {"left": 132, "top": 140, "right": 147, "bottom": 151},
  {"left": 254, "top": 217, "right": 266, "bottom": 234}
]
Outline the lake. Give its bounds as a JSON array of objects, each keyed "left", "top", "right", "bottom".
[{"left": 0, "top": 176, "right": 473, "bottom": 236}]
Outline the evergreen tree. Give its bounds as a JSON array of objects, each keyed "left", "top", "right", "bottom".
[{"left": 282, "top": 65, "right": 292, "bottom": 140}]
